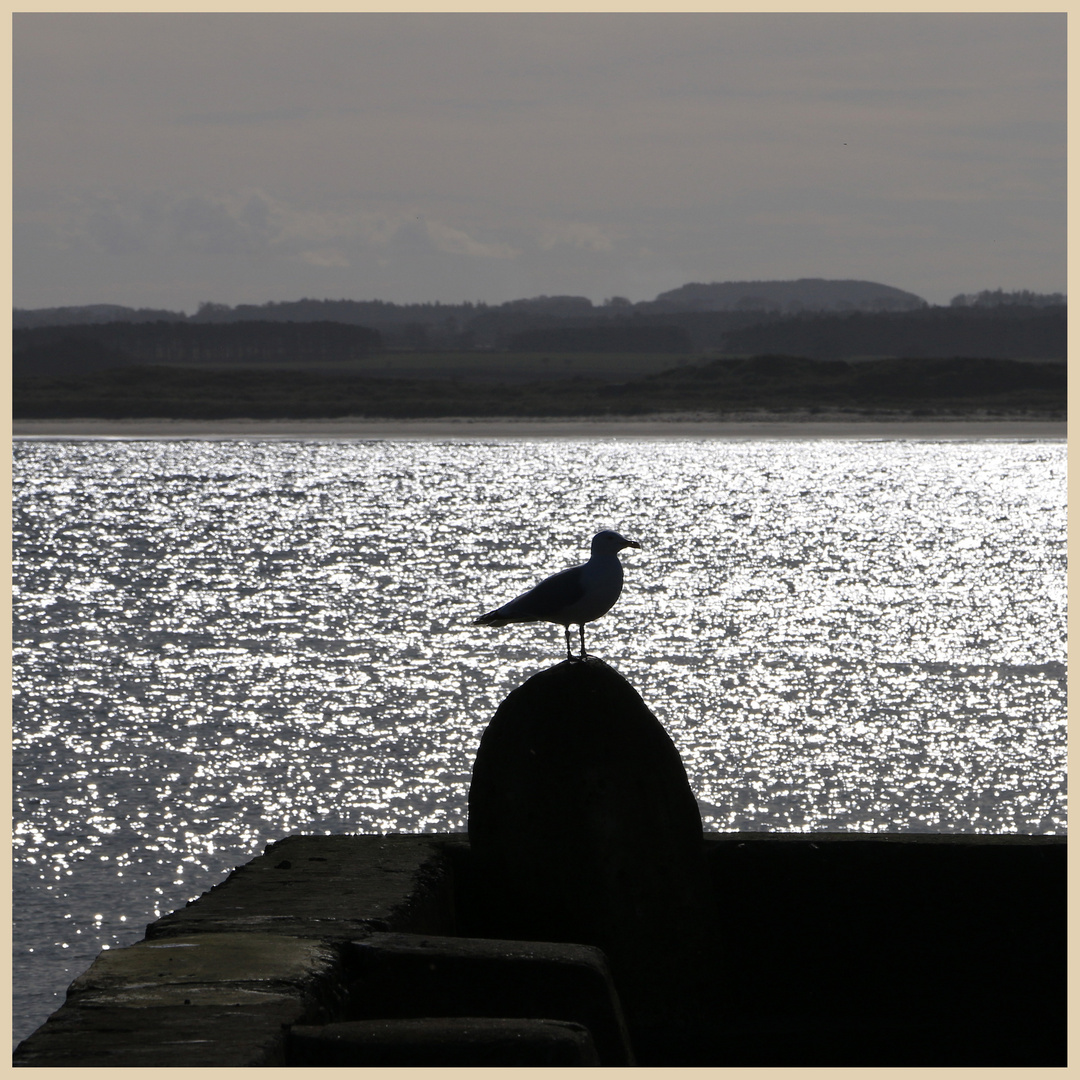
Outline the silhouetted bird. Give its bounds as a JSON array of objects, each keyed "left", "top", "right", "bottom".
[{"left": 474, "top": 530, "right": 641, "bottom": 660}]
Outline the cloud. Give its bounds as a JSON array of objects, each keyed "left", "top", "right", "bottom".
[
  {"left": 13, "top": 15, "right": 1064, "bottom": 308},
  {"left": 299, "top": 248, "right": 350, "bottom": 268},
  {"left": 40, "top": 187, "right": 523, "bottom": 276},
  {"left": 167, "top": 193, "right": 275, "bottom": 255},
  {"left": 71, "top": 197, "right": 160, "bottom": 257},
  {"left": 537, "top": 221, "right": 616, "bottom": 252},
  {"left": 422, "top": 219, "right": 518, "bottom": 259},
  {"left": 54, "top": 189, "right": 281, "bottom": 258}
]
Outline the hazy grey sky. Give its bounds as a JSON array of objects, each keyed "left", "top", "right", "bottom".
[{"left": 13, "top": 13, "right": 1065, "bottom": 312}]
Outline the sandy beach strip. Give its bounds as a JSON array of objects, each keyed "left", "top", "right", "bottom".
[{"left": 12, "top": 415, "right": 1067, "bottom": 440}]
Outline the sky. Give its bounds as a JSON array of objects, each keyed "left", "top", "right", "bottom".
[{"left": 13, "top": 12, "right": 1066, "bottom": 313}]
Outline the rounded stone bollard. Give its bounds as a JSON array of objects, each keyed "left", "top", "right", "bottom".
[{"left": 467, "top": 656, "right": 704, "bottom": 958}]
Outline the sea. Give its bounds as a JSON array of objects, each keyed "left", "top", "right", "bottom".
[{"left": 12, "top": 434, "right": 1067, "bottom": 1045}]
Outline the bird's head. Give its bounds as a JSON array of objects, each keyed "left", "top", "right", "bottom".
[{"left": 592, "top": 530, "right": 641, "bottom": 555}]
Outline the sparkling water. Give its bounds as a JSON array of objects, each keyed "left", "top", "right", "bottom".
[{"left": 12, "top": 435, "right": 1067, "bottom": 1043}]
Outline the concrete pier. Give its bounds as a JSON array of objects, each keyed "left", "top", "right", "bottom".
[
  {"left": 13, "top": 831, "right": 1065, "bottom": 1067},
  {"left": 12, "top": 658, "right": 1066, "bottom": 1066}
]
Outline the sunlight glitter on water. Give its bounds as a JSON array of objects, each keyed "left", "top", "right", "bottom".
[{"left": 12, "top": 435, "right": 1067, "bottom": 1041}]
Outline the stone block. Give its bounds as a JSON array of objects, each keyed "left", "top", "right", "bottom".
[
  {"left": 13, "top": 932, "right": 344, "bottom": 1068},
  {"left": 68, "top": 932, "right": 341, "bottom": 1004},
  {"left": 343, "top": 931, "right": 634, "bottom": 1064},
  {"left": 288, "top": 1017, "right": 600, "bottom": 1066},
  {"left": 13, "top": 1001, "right": 302, "bottom": 1067}
]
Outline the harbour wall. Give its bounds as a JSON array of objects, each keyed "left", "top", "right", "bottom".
[{"left": 12, "top": 830, "right": 1066, "bottom": 1067}]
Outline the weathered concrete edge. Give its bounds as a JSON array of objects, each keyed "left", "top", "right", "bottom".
[
  {"left": 13, "top": 833, "right": 461, "bottom": 1067},
  {"left": 144, "top": 833, "right": 461, "bottom": 942}
]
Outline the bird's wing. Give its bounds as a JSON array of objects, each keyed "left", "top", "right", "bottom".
[{"left": 482, "top": 565, "right": 587, "bottom": 623}]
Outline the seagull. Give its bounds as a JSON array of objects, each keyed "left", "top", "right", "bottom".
[{"left": 474, "top": 530, "right": 641, "bottom": 660}]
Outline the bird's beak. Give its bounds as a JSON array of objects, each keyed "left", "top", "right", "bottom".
[{"left": 626, "top": 540, "right": 642, "bottom": 549}]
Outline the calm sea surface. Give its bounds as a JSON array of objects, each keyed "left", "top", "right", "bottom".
[{"left": 12, "top": 436, "right": 1067, "bottom": 1043}]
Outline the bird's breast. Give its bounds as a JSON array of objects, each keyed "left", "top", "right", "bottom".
[{"left": 559, "top": 556, "right": 624, "bottom": 623}]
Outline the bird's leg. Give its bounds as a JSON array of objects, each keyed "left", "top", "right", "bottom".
[
  {"left": 564, "top": 625, "right": 574, "bottom": 661},
  {"left": 579, "top": 622, "right": 587, "bottom": 658}
]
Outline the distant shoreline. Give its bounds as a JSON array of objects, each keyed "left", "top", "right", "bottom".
[{"left": 11, "top": 414, "right": 1067, "bottom": 440}]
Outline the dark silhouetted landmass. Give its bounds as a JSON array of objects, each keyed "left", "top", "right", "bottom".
[
  {"left": 16, "top": 282, "right": 1066, "bottom": 357},
  {"left": 950, "top": 289, "right": 1066, "bottom": 308},
  {"left": 647, "top": 277, "right": 927, "bottom": 313},
  {"left": 14, "top": 320, "right": 382, "bottom": 371},
  {"left": 722, "top": 306, "right": 1066, "bottom": 360},
  {"left": 506, "top": 324, "right": 691, "bottom": 353},
  {"left": 13, "top": 354, "right": 1065, "bottom": 420},
  {"left": 497, "top": 295, "right": 596, "bottom": 317},
  {"left": 12, "top": 336, "right": 140, "bottom": 378},
  {"left": 189, "top": 297, "right": 488, "bottom": 324},
  {"left": 12, "top": 303, "right": 187, "bottom": 329},
  {"left": 636, "top": 354, "right": 1065, "bottom": 409}
]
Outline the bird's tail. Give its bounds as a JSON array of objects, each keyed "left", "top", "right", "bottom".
[{"left": 474, "top": 612, "right": 508, "bottom": 627}]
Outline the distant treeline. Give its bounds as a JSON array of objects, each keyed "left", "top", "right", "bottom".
[
  {"left": 15, "top": 279, "right": 928, "bottom": 331},
  {"left": 949, "top": 289, "right": 1066, "bottom": 308},
  {"left": 13, "top": 321, "right": 382, "bottom": 376},
  {"left": 15, "top": 283, "right": 1066, "bottom": 356},
  {"left": 13, "top": 302, "right": 1066, "bottom": 374},
  {"left": 13, "top": 354, "right": 1065, "bottom": 420},
  {"left": 723, "top": 306, "right": 1066, "bottom": 361},
  {"left": 506, "top": 324, "right": 691, "bottom": 353}
]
